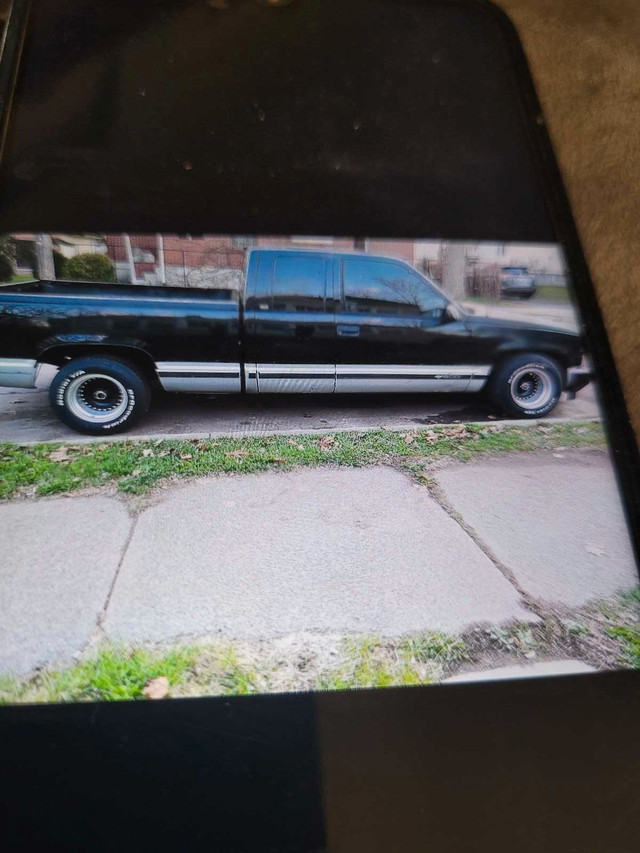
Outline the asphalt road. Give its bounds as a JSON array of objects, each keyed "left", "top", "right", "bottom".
[{"left": 0, "top": 382, "right": 600, "bottom": 443}]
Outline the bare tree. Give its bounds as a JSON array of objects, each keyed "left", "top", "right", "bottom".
[
  {"left": 155, "top": 233, "right": 166, "bottom": 284},
  {"left": 123, "top": 234, "right": 139, "bottom": 284},
  {"left": 35, "top": 234, "right": 55, "bottom": 280},
  {"left": 441, "top": 241, "right": 466, "bottom": 300}
]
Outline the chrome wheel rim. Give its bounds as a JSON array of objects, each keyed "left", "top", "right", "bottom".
[
  {"left": 66, "top": 373, "right": 128, "bottom": 423},
  {"left": 509, "top": 367, "right": 554, "bottom": 410}
]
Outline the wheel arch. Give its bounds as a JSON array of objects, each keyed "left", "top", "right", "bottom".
[
  {"left": 37, "top": 342, "right": 159, "bottom": 386},
  {"left": 487, "top": 347, "right": 569, "bottom": 387}
]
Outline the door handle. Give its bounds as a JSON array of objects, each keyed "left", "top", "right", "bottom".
[{"left": 337, "top": 324, "right": 360, "bottom": 337}]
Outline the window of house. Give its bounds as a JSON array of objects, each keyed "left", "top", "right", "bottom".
[{"left": 290, "top": 236, "right": 334, "bottom": 245}]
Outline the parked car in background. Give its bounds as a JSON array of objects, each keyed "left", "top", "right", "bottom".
[
  {"left": 0, "top": 249, "right": 589, "bottom": 434},
  {"left": 500, "top": 266, "right": 537, "bottom": 300}
]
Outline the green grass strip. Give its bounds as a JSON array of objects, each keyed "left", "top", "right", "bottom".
[{"left": 0, "top": 420, "right": 605, "bottom": 501}]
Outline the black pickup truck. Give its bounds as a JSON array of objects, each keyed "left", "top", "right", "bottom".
[{"left": 0, "top": 248, "right": 589, "bottom": 434}]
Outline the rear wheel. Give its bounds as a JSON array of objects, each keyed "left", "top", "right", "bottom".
[
  {"left": 49, "top": 356, "right": 150, "bottom": 434},
  {"left": 487, "top": 353, "right": 562, "bottom": 418}
]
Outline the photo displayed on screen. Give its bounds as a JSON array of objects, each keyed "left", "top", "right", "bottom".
[{"left": 0, "top": 233, "right": 638, "bottom": 703}]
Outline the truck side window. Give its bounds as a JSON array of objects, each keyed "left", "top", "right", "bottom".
[
  {"left": 343, "top": 259, "right": 445, "bottom": 321},
  {"left": 272, "top": 255, "right": 326, "bottom": 312}
]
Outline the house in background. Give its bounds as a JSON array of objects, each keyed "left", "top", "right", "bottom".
[
  {"left": 416, "top": 240, "right": 567, "bottom": 284},
  {"left": 11, "top": 233, "right": 107, "bottom": 274},
  {"left": 104, "top": 234, "right": 417, "bottom": 287}
]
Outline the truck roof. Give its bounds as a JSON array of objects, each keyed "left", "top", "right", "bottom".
[{"left": 248, "top": 247, "right": 414, "bottom": 265}]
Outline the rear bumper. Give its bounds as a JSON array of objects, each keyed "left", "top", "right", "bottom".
[
  {"left": 565, "top": 366, "right": 592, "bottom": 399},
  {"left": 0, "top": 358, "right": 38, "bottom": 388}
]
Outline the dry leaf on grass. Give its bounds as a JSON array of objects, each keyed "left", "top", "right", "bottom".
[
  {"left": 142, "top": 449, "right": 155, "bottom": 457},
  {"left": 180, "top": 453, "right": 193, "bottom": 460},
  {"left": 225, "top": 450, "right": 249, "bottom": 459},
  {"left": 404, "top": 431, "right": 418, "bottom": 445},
  {"left": 318, "top": 436, "right": 336, "bottom": 451},
  {"left": 142, "top": 676, "right": 170, "bottom": 700},
  {"left": 442, "top": 426, "right": 468, "bottom": 439},
  {"left": 47, "top": 447, "right": 70, "bottom": 463}
]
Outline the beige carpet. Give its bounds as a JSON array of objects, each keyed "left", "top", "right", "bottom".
[{"left": 497, "top": 0, "right": 640, "bottom": 437}]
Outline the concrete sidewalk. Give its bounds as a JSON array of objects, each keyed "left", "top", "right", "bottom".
[{"left": 1, "top": 452, "right": 637, "bottom": 674}]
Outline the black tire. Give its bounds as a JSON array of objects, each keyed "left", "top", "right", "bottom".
[
  {"left": 49, "top": 356, "right": 150, "bottom": 435},
  {"left": 487, "top": 352, "right": 562, "bottom": 418}
]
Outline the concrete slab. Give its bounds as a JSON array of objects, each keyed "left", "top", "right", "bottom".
[
  {"left": 443, "top": 659, "right": 596, "bottom": 684},
  {"left": 104, "top": 467, "right": 533, "bottom": 644},
  {"left": 0, "top": 497, "right": 132, "bottom": 674},
  {"left": 435, "top": 452, "right": 638, "bottom": 607}
]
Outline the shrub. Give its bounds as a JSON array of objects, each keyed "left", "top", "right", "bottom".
[
  {"left": 63, "top": 252, "right": 116, "bottom": 282},
  {"left": 14, "top": 238, "right": 36, "bottom": 272},
  {"left": 0, "top": 253, "right": 13, "bottom": 282}
]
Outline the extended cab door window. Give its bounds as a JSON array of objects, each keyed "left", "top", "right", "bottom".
[{"left": 246, "top": 252, "right": 336, "bottom": 392}]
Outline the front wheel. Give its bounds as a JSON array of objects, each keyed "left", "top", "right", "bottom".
[
  {"left": 487, "top": 353, "right": 562, "bottom": 418},
  {"left": 49, "top": 356, "right": 150, "bottom": 434}
]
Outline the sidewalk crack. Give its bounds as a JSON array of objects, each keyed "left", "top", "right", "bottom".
[
  {"left": 96, "top": 513, "right": 140, "bottom": 634},
  {"left": 421, "top": 472, "right": 546, "bottom": 620}
]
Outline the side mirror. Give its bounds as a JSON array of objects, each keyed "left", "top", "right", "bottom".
[{"left": 444, "top": 303, "right": 462, "bottom": 322}]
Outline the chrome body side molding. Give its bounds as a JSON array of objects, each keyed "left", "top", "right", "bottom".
[
  {"left": 335, "top": 364, "right": 492, "bottom": 393},
  {"left": 255, "top": 363, "right": 335, "bottom": 393},
  {"left": 155, "top": 361, "right": 241, "bottom": 393},
  {"left": 155, "top": 361, "right": 492, "bottom": 394}
]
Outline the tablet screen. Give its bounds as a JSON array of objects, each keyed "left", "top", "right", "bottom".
[{"left": 1, "top": 231, "right": 637, "bottom": 702}]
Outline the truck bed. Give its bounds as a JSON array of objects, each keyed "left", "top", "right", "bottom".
[
  {"left": 0, "top": 279, "right": 242, "bottom": 375},
  {"left": 0, "top": 279, "right": 239, "bottom": 302}
]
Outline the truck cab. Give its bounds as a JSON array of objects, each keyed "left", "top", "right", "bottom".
[{"left": 243, "top": 249, "right": 485, "bottom": 394}]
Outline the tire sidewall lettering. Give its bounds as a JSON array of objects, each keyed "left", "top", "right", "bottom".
[
  {"left": 100, "top": 388, "right": 136, "bottom": 430},
  {"left": 56, "top": 369, "right": 87, "bottom": 407}
]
